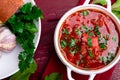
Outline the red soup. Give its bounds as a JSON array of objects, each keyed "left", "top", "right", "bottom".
[{"left": 59, "top": 9, "right": 119, "bottom": 70}]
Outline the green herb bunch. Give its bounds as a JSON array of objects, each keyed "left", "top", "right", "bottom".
[
  {"left": 92, "top": 0, "right": 120, "bottom": 20},
  {"left": 5, "top": 2, "right": 43, "bottom": 80}
]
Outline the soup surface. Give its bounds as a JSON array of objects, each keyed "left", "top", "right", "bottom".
[{"left": 59, "top": 9, "right": 119, "bottom": 70}]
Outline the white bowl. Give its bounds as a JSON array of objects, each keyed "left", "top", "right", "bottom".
[{"left": 54, "top": 0, "right": 120, "bottom": 80}]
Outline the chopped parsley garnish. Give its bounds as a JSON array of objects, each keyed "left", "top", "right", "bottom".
[
  {"left": 112, "top": 37, "right": 117, "bottom": 42},
  {"left": 102, "top": 37, "right": 107, "bottom": 44},
  {"left": 82, "top": 10, "right": 89, "bottom": 16},
  {"left": 88, "top": 27, "right": 93, "bottom": 31},
  {"left": 60, "top": 40, "right": 67, "bottom": 48},
  {"left": 87, "top": 31, "right": 94, "bottom": 36},
  {"left": 100, "top": 53, "right": 115, "bottom": 64},
  {"left": 99, "top": 37, "right": 107, "bottom": 44},
  {"left": 75, "top": 28, "right": 82, "bottom": 35},
  {"left": 99, "top": 43, "right": 107, "bottom": 50},
  {"left": 94, "top": 26, "right": 99, "bottom": 30},
  {"left": 100, "top": 56, "right": 105, "bottom": 61},
  {"left": 107, "top": 52, "right": 115, "bottom": 62},
  {"left": 62, "top": 28, "right": 69, "bottom": 35},
  {"left": 94, "top": 26, "right": 101, "bottom": 36},
  {"left": 81, "top": 25, "right": 88, "bottom": 32},
  {"left": 6, "top": 3, "right": 43, "bottom": 72},
  {"left": 70, "top": 46, "right": 80, "bottom": 54},
  {"left": 87, "top": 38, "right": 92, "bottom": 47},
  {"left": 100, "top": 56, "right": 107, "bottom": 64},
  {"left": 69, "top": 39, "right": 77, "bottom": 47},
  {"left": 70, "top": 49, "right": 77, "bottom": 55},
  {"left": 88, "top": 50, "right": 94, "bottom": 58}
]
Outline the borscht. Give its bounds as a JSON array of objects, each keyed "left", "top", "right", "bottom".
[{"left": 59, "top": 9, "right": 119, "bottom": 70}]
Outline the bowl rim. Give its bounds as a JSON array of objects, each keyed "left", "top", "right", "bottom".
[{"left": 54, "top": 4, "right": 120, "bottom": 75}]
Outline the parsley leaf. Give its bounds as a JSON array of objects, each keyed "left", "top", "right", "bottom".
[
  {"left": 70, "top": 48, "right": 78, "bottom": 55},
  {"left": 69, "top": 39, "right": 76, "bottom": 48},
  {"left": 107, "top": 53, "right": 115, "bottom": 62},
  {"left": 31, "top": 6, "right": 44, "bottom": 19},
  {"left": 20, "top": 3, "right": 32, "bottom": 14},
  {"left": 92, "top": 0, "right": 120, "bottom": 20},
  {"left": 112, "top": 11, "right": 120, "bottom": 20},
  {"left": 70, "top": 45, "right": 80, "bottom": 55},
  {"left": 7, "top": 15, "right": 16, "bottom": 24},
  {"left": 75, "top": 28, "right": 82, "bottom": 35},
  {"left": 45, "top": 72, "right": 62, "bottom": 80},
  {"left": 87, "top": 31, "right": 94, "bottom": 36},
  {"left": 60, "top": 40, "right": 67, "bottom": 48},
  {"left": 99, "top": 43, "right": 106, "bottom": 50},
  {"left": 20, "top": 3, "right": 44, "bottom": 20},
  {"left": 82, "top": 10, "right": 89, "bottom": 16},
  {"left": 112, "top": 0, "right": 120, "bottom": 19},
  {"left": 88, "top": 50, "right": 94, "bottom": 58},
  {"left": 100, "top": 56, "right": 107, "bottom": 64},
  {"left": 87, "top": 38, "right": 92, "bottom": 47},
  {"left": 10, "top": 60, "right": 37, "bottom": 80},
  {"left": 112, "top": 0, "right": 120, "bottom": 12},
  {"left": 81, "top": 25, "right": 88, "bottom": 32},
  {"left": 100, "top": 53, "right": 115, "bottom": 64},
  {"left": 94, "top": 26, "right": 101, "bottom": 36},
  {"left": 92, "top": 0, "right": 107, "bottom": 5},
  {"left": 14, "top": 22, "right": 24, "bottom": 33},
  {"left": 62, "top": 28, "right": 69, "bottom": 35},
  {"left": 25, "top": 23, "right": 38, "bottom": 33},
  {"left": 112, "top": 37, "right": 117, "bottom": 42},
  {"left": 99, "top": 37, "right": 107, "bottom": 44}
]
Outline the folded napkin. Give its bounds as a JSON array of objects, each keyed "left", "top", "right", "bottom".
[{"left": 41, "top": 53, "right": 115, "bottom": 80}]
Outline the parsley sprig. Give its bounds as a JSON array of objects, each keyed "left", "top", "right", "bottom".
[
  {"left": 100, "top": 53, "right": 115, "bottom": 64},
  {"left": 87, "top": 38, "right": 92, "bottom": 47},
  {"left": 6, "top": 3, "right": 43, "bottom": 72},
  {"left": 44, "top": 72, "right": 62, "bottom": 80},
  {"left": 10, "top": 60, "right": 37, "bottom": 80}
]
